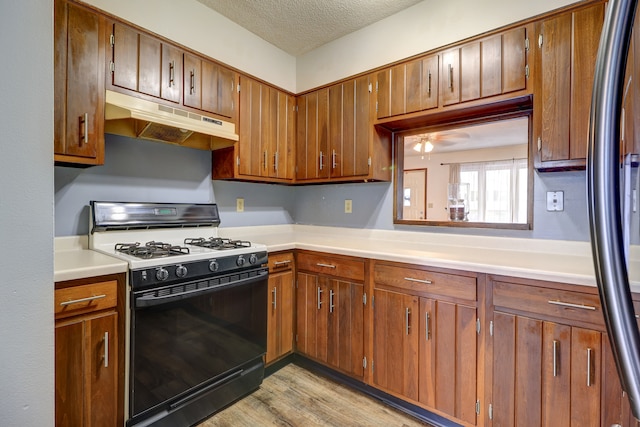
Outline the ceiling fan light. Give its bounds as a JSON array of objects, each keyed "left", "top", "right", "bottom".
[
  {"left": 424, "top": 141, "right": 434, "bottom": 152},
  {"left": 413, "top": 142, "right": 423, "bottom": 152}
]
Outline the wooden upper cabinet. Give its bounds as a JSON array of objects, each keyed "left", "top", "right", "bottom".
[
  {"left": 111, "top": 23, "right": 139, "bottom": 93},
  {"left": 296, "top": 89, "right": 330, "bottom": 181},
  {"left": 503, "top": 27, "right": 528, "bottom": 94},
  {"left": 535, "top": 2, "right": 605, "bottom": 169},
  {"left": 201, "top": 61, "right": 237, "bottom": 120},
  {"left": 212, "top": 76, "right": 294, "bottom": 183},
  {"left": 54, "top": 0, "right": 105, "bottom": 166},
  {"left": 183, "top": 52, "right": 202, "bottom": 110},
  {"left": 440, "top": 48, "right": 461, "bottom": 106},
  {"left": 377, "top": 55, "right": 439, "bottom": 118},
  {"left": 160, "top": 44, "right": 182, "bottom": 103}
]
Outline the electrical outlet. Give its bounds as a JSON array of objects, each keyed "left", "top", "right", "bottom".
[
  {"left": 236, "top": 198, "right": 244, "bottom": 212},
  {"left": 546, "top": 191, "right": 564, "bottom": 211},
  {"left": 345, "top": 199, "right": 353, "bottom": 214}
]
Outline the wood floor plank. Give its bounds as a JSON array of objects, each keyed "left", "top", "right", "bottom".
[{"left": 199, "top": 364, "right": 433, "bottom": 427}]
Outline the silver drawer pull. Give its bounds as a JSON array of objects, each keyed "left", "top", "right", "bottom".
[
  {"left": 272, "top": 287, "right": 277, "bottom": 310},
  {"left": 60, "top": 294, "right": 106, "bottom": 306},
  {"left": 548, "top": 300, "right": 596, "bottom": 311},
  {"left": 404, "top": 277, "right": 432, "bottom": 285},
  {"left": 586, "top": 348, "right": 593, "bottom": 387},
  {"left": 553, "top": 340, "right": 559, "bottom": 377},
  {"left": 103, "top": 332, "right": 109, "bottom": 368},
  {"left": 329, "top": 289, "right": 335, "bottom": 313},
  {"left": 317, "top": 287, "right": 323, "bottom": 310},
  {"left": 273, "top": 260, "right": 291, "bottom": 266},
  {"left": 425, "top": 312, "right": 431, "bottom": 341},
  {"left": 316, "top": 263, "right": 336, "bottom": 269},
  {"left": 405, "top": 307, "right": 411, "bottom": 335}
]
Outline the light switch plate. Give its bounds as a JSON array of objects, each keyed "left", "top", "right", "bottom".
[
  {"left": 345, "top": 199, "right": 353, "bottom": 213},
  {"left": 546, "top": 191, "right": 564, "bottom": 211},
  {"left": 236, "top": 198, "right": 244, "bottom": 212}
]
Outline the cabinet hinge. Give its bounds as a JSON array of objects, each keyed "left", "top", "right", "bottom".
[
  {"left": 295, "top": 333, "right": 298, "bottom": 342},
  {"left": 110, "top": 33, "right": 114, "bottom": 47},
  {"left": 294, "top": 105, "right": 298, "bottom": 112},
  {"left": 109, "top": 61, "right": 115, "bottom": 73},
  {"left": 236, "top": 156, "right": 240, "bottom": 166},
  {"left": 537, "top": 137, "right": 542, "bottom": 152},
  {"left": 538, "top": 34, "right": 543, "bottom": 48},
  {"left": 371, "top": 295, "right": 375, "bottom": 308},
  {"left": 375, "top": 101, "right": 379, "bottom": 113},
  {"left": 490, "top": 320, "right": 494, "bottom": 337},
  {"left": 363, "top": 356, "right": 367, "bottom": 369},
  {"left": 371, "top": 360, "right": 374, "bottom": 373},
  {"left": 525, "top": 64, "right": 530, "bottom": 79},
  {"left": 376, "top": 81, "right": 379, "bottom": 92},
  {"left": 524, "top": 37, "right": 530, "bottom": 52},
  {"left": 476, "top": 318, "right": 481, "bottom": 335},
  {"left": 476, "top": 400, "right": 481, "bottom": 415},
  {"left": 237, "top": 83, "right": 240, "bottom": 93},
  {"left": 368, "top": 157, "right": 372, "bottom": 167},
  {"left": 489, "top": 403, "right": 493, "bottom": 420},
  {"left": 368, "top": 83, "right": 372, "bottom": 93},
  {"left": 363, "top": 293, "right": 367, "bottom": 305}
]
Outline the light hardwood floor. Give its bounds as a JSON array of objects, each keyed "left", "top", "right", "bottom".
[{"left": 199, "top": 364, "right": 433, "bottom": 427}]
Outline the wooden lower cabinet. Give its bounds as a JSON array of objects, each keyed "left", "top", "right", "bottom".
[
  {"left": 372, "top": 261, "right": 479, "bottom": 426},
  {"left": 55, "top": 274, "right": 124, "bottom": 427},
  {"left": 266, "top": 252, "right": 295, "bottom": 364},
  {"left": 489, "top": 275, "right": 638, "bottom": 427},
  {"left": 295, "top": 251, "right": 366, "bottom": 379}
]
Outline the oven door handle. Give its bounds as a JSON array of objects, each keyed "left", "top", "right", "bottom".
[{"left": 135, "top": 270, "right": 268, "bottom": 308}]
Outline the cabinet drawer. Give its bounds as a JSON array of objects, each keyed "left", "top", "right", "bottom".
[
  {"left": 374, "top": 263, "right": 476, "bottom": 301},
  {"left": 493, "top": 280, "right": 603, "bottom": 327},
  {"left": 55, "top": 280, "right": 117, "bottom": 320},
  {"left": 296, "top": 252, "right": 365, "bottom": 282},
  {"left": 268, "top": 252, "right": 294, "bottom": 273}
]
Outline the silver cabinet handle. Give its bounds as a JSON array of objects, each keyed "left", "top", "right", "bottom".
[
  {"left": 103, "top": 332, "right": 109, "bottom": 368},
  {"left": 189, "top": 70, "right": 195, "bottom": 94},
  {"left": 319, "top": 151, "right": 324, "bottom": 171},
  {"left": 425, "top": 312, "right": 431, "bottom": 340},
  {"left": 273, "top": 260, "right": 291, "bottom": 267},
  {"left": 332, "top": 149, "right": 337, "bottom": 169},
  {"left": 60, "top": 294, "right": 106, "bottom": 306},
  {"left": 80, "top": 113, "right": 88, "bottom": 144},
  {"left": 316, "top": 263, "right": 336, "bottom": 269},
  {"left": 329, "top": 289, "right": 335, "bottom": 313},
  {"left": 169, "top": 60, "right": 175, "bottom": 86},
  {"left": 272, "top": 286, "right": 277, "bottom": 310},
  {"left": 274, "top": 151, "right": 279, "bottom": 172},
  {"left": 448, "top": 64, "right": 453, "bottom": 90},
  {"left": 317, "top": 286, "right": 323, "bottom": 310},
  {"left": 587, "top": 348, "right": 593, "bottom": 387},
  {"left": 427, "top": 70, "right": 432, "bottom": 97},
  {"left": 405, "top": 307, "right": 411, "bottom": 335},
  {"left": 404, "top": 277, "right": 432, "bottom": 285},
  {"left": 548, "top": 300, "right": 597, "bottom": 311},
  {"left": 553, "top": 340, "right": 559, "bottom": 377}
]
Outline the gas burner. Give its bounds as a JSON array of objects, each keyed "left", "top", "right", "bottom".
[
  {"left": 185, "top": 237, "right": 252, "bottom": 250},
  {"left": 115, "top": 241, "right": 190, "bottom": 259}
]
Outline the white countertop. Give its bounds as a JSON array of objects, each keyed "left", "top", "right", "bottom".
[
  {"left": 54, "top": 236, "right": 128, "bottom": 283},
  {"left": 55, "top": 225, "right": 640, "bottom": 292},
  {"left": 219, "top": 224, "right": 640, "bottom": 292}
]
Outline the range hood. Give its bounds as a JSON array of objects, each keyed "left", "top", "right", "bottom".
[{"left": 104, "top": 90, "right": 238, "bottom": 150}]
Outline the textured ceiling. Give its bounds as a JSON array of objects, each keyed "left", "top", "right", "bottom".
[{"left": 195, "top": 0, "right": 423, "bottom": 56}]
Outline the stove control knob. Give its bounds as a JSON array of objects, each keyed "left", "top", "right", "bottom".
[
  {"left": 236, "top": 255, "right": 246, "bottom": 267},
  {"left": 156, "top": 268, "right": 169, "bottom": 281},
  {"left": 249, "top": 254, "right": 258, "bottom": 264},
  {"left": 209, "top": 260, "right": 219, "bottom": 272},
  {"left": 176, "top": 265, "right": 188, "bottom": 278}
]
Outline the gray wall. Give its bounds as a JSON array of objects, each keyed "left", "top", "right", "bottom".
[
  {"left": 56, "top": 135, "right": 596, "bottom": 242},
  {"left": 1, "top": 2, "right": 55, "bottom": 425}
]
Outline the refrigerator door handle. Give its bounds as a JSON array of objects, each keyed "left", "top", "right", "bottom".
[{"left": 588, "top": 0, "right": 640, "bottom": 418}]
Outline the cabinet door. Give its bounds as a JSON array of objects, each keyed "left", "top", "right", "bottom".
[
  {"left": 160, "top": 43, "right": 182, "bottom": 103},
  {"left": 376, "top": 69, "right": 390, "bottom": 119},
  {"left": 441, "top": 49, "right": 460, "bottom": 106},
  {"left": 137, "top": 33, "right": 161, "bottom": 98},
  {"left": 329, "top": 83, "right": 344, "bottom": 178},
  {"left": 421, "top": 55, "right": 439, "bottom": 110},
  {"left": 296, "top": 90, "right": 329, "bottom": 180},
  {"left": 460, "top": 42, "right": 481, "bottom": 103},
  {"left": 481, "top": 35, "right": 502, "bottom": 98},
  {"left": 542, "top": 321, "right": 571, "bottom": 426},
  {"left": 55, "top": 319, "right": 84, "bottom": 426},
  {"left": 270, "top": 90, "right": 295, "bottom": 180},
  {"left": 183, "top": 53, "right": 202, "bottom": 109},
  {"left": 202, "top": 61, "right": 236, "bottom": 119},
  {"left": 266, "top": 269, "right": 294, "bottom": 364},
  {"left": 88, "top": 312, "right": 118, "bottom": 426},
  {"left": 55, "top": 2, "right": 104, "bottom": 161},
  {"left": 570, "top": 327, "right": 601, "bottom": 427},
  {"left": 491, "top": 312, "right": 543, "bottom": 427},
  {"left": 296, "top": 272, "right": 324, "bottom": 359},
  {"left": 111, "top": 23, "right": 138, "bottom": 92},
  {"left": 353, "top": 75, "right": 372, "bottom": 177},
  {"left": 502, "top": 27, "right": 527, "bottom": 94},
  {"left": 373, "top": 288, "right": 419, "bottom": 401},
  {"left": 569, "top": 4, "right": 605, "bottom": 160},
  {"left": 238, "top": 76, "right": 265, "bottom": 177},
  {"left": 326, "top": 280, "right": 364, "bottom": 378}
]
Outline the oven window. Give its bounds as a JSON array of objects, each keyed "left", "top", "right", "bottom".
[{"left": 130, "top": 277, "right": 267, "bottom": 417}]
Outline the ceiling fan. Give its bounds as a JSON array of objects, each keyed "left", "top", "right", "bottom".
[{"left": 406, "top": 131, "right": 470, "bottom": 157}]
